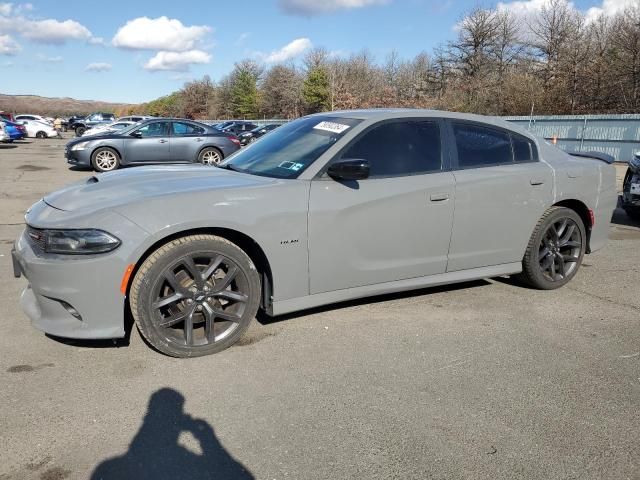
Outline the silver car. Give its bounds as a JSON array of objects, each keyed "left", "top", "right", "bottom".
[{"left": 12, "top": 110, "right": 617, "bottom": 357}]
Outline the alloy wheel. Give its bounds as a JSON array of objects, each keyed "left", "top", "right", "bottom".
[
  {"left": 537, "top": 217, "right": 582, "bottom": 282},
  {"left": 95, "top": 150, "right": 117, "bottom": 171},
  {"left": 151, "top": 252, "right": 249, "bottom": 347},
  {"left": 201, "top": 149, "right": 222, "bottom": 166}
]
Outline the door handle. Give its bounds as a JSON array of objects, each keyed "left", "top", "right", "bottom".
[
  {"left": 530, "top": 178, "right": 545, "bottom": 186},
  {"left": 195, "top": 137, "right": 204, "bottom": 142},
  {"left": 159, "top": 139, "right": 168, "bottom": 144},
  {"left": 430, "top": 193, "right": 450, "bottom": 202}
]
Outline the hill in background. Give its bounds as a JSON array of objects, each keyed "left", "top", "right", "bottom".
[{"left": 0, "top": 94, "right": 133, "bottom": 117}]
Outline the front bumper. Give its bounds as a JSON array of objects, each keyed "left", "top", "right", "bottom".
[
  {"left": 13, "top": 230, "right": 127, "bottom": 339},
  {"left": 65, "top": 146, "right": 92, "bottom": 167}
]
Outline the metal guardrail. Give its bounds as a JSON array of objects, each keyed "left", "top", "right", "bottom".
[{"left": 504, "top": 114, "right": 640, "bottom": 163}]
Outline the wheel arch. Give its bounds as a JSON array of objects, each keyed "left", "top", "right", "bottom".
[
  {"left": 551, "top": 199, "right": 593, "bottom": 253},
  {"left": 91, "top": 145, "right": 122, "bottom": 162},
  {"left": 124, "top": 226, "right": 274, "bottom": 312},
  {"left": 197, "top": 145, "right": 224, "bottom": 162}
]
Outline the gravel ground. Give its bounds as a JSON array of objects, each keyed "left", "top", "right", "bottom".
[{"left": 0, "top": 135, "right": 638, "bottom": 480}]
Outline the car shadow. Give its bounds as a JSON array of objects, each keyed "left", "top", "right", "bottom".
[
  {"left": 0, "top": 144, "right": 18, "bottom": 149},
  {"left": 68, "top": 165, "right": 93, "bottom": 172},
  {"left": 612, "top": 195, "right": 639, "bottom": 228},
  {"left": 257, "top": 279, "right": 492, "bottom": 326},
  {"left": 91, "top": 388, "right": 254, "bottom": 480}
]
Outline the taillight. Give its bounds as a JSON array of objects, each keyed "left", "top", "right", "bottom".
[
  {"left": 229, "top": 136, "right": 240, "bottom": 146},
  {"left": 588, "top": 209, "right": 595, "bottom": 227}
]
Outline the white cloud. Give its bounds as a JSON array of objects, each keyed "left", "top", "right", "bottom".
[
  {"left": 37, "top": 53, "right": 62, "bottom": 62},
  {"left": 0, "top": 10, "right": 100, "bottom": 45},
  {"left": 265, "top": 37, "right": 312, "bottom": 63},
  {"left": 0, "top": 3, "right": 12, "bottom": 16},
  {"left": 112, "top": 16, "right": 211, "bottom": 52},
  {"left": 0, "top": 34, "right": 20, "bottom": 55},
  {"left": 143, "top": 49, "right": 211, "bottom": 72},
  {"left": 585, "top": 0, "right": 637, "bottom": 22},
  {"left": 279, "top": 0, "right": 389, "bottom": 15},
  {"left": 235, "top": 32, "right": 251, "bottom": 46},
  {"left": 85, "top": 62, "right": 112, "bottom": 72}
]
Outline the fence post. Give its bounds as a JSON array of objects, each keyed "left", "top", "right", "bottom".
[{"left": 580, "top": 116, "right": 588, "bottom": 151}]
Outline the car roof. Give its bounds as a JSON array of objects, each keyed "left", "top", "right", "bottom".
[{"left": 312, "top": 108, "right": 534, "bottom": 139}]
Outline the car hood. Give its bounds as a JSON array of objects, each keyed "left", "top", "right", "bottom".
[{"left": 43, "top": 165, "right": 277, "bottom": 213}]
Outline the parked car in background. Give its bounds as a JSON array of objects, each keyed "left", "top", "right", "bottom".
[
  {"left": 215, "top": 121, "right": 258, "bottom": 136},
  {"left": 2, "top": 119, "right": 27, "bottom": 141},
  {"left": 238, "top": 123, "right": 280, "bottom": 145},
  {"left": 65, "top": 118, "right": 241, "bottom": 172},
  {"left": 13, "top": 110, "right": 617, "bottom": 357},
  {"left": 0, "top": 111, "right": 15, "bottom": 122},
  {"left": 117, "top": 115, "right": 154, "bottom": 123},
  {"left": 20, "top": 119, "right": 60, "bottom": 139},
  {"left": 0, "top": 122, "right": 7, "bottom": 142},
  {"left": 622, "top": 152, "right": 640, "bottom": 220},
  {"left": 82, "top": 120, "right": 136, "bottom": 137},
  {"left": 15, "top": 114, "right": 52, "bottom": 125},
  {"left": 69, "top": 112, "right": 116, "bottom": 137}
]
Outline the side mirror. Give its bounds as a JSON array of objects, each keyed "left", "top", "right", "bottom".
[
  {"left": 131, "top": 131, "right": 143, "bottom": 138},
  {"left": 327, "top": 159, "right": 370, "bottom": 181}
]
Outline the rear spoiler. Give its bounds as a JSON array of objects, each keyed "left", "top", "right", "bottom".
[{"left": 568, "top": 151, "right": 615, "bottom": 164}]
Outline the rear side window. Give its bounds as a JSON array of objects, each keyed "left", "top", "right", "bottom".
[
  {"left": 172, "top": 122, "right": 204, "bottom": 135},
  {"left": 512, "top": 134, "right": 537, "bottom": 163},
  {"left": 341, "top": 120, "right": 442, "bottom": 177},
  {"left": 453, "top": 123, "right": 513, "bottom": 168}
]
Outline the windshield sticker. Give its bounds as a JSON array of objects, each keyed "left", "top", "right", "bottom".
[
  {"left": 313, "top": 121, "right": 350, "bottom": 134},
  {"left": 278, "top": 161, "right": 305, "bottom": 171}
]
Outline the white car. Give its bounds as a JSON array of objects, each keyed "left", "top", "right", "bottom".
[
  {"left": 82, "top": 121, "right": 136, "bottom": 137},
  {"left": 0, "top": 121, "right": 7, "bottom": 142},
  {"left": 20, "top": 120, "right": 59, "bottom": 139},
  {"left": 15, "top": 114, "right": 52, "bottom": 125}
]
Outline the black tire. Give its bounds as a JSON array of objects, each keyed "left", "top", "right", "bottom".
[
  {"left": 75, "top": 126, "right": 86, "bottom": 137},
  {"left": 624, "top": 207, "right": 640, "bottom": 220},
  {"left": 198, "top": 147, "right": 223, "bottom": 166},
  {"left": 35, "top": 131, "right": 47, "bottom": 139},
  {"left": 517, "top": 206, "right": 586, "bottom": 290},
  {"left": 91, "top": 147, "right": 120, "bottom": 173},
  {"left": 130, "top": 235, "right": 261, "bottom": 358}
]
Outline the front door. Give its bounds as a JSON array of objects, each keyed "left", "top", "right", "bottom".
[
  {"left": 126, "top": 121, "right": 171, "bottom": 163},
  {"left": 308, "top": 119, "right": 455, "bottom": 294}
]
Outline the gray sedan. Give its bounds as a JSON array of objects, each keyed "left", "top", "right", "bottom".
[
  {"left": 13, "top": 110, "right": 617, "bottom": 357},
  {"left": 65, "top": 118, "right": 241, "bottom": 172}
]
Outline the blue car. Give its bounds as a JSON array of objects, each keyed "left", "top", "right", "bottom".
[{"left": 2, "top": 119, "right": 26, "bottom": 141}]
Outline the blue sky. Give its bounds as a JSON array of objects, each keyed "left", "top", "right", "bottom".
[{"left": 0, "top": 0, "right": 628, "bottom": 103}]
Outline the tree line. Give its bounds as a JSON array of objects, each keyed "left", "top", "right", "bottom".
[{"left": 118, "top": 0, "right": 640, "bottom": 120}]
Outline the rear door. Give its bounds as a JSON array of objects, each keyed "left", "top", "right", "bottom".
[
  {"left": 125, "top": 121, "right": 171, "bottom": 163},
  {"left": 308, "top": 118, "right": 456, "bottom": 294},
  {"left": 446, "top": 121, "right": 553, "bottom": 272},
  {"left": 169, "top": 121, "right": 207, "bottom": 162}
]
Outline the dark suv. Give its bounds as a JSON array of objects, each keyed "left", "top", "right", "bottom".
[
  {"left": 70, "top": 112, "right": 116, "bottom": 137},
  {"left": 215, "top": 121, "right": 258, "bottom": 136}
]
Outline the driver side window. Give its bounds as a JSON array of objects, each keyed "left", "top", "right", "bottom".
[{"left": 340, "top": 120, "right": 442, "bottom": 178}]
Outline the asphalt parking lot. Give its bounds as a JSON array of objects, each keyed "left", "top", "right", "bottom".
[{"left": 0, "top": 136, "right": 639, "bottom": 480}]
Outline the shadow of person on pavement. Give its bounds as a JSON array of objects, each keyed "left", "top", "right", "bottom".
[{"left": 91, "top": 388, "right": 254, "bottom": 480}]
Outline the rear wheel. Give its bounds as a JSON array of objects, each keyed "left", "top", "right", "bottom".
[
  {"left": 198, "top": 147, "right": 223, "bottom": 166},
  {"left": 91, "top": 147, "right": 120, "bottom": 172},
  {"left": 517, "top": 207, "right": 586, "bottom": 290},
  {"left": 35, "top": 131, "right": 47, "bottom": 139},
  {"left": 129, "top": 235, "right": 261, "bottom": 358}
]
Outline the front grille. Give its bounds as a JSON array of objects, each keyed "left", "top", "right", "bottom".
[{"left": 25, "top": 226, "right": 46, "bottom": 252}]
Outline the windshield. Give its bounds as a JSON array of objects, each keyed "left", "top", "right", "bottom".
[{"left": 221, "top": 116, "right": 361, "bottom": 179}]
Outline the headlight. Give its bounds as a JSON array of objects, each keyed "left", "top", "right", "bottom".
[
  {"left": 31, "top": 228, "right": 121, "bottom": 254},
  {"left": 71, "top": 141, "right": 90, "bottom": 151}
]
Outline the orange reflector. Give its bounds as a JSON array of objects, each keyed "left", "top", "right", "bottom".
[{"left": 120, "top": 263, "right": 135, "bottom": 295}]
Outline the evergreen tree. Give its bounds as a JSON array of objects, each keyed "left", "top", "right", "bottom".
[{"left": 302, "top": 67, "right": 331, "bottom": 113}]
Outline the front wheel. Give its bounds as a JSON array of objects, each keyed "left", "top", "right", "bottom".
[
  {"left": 198, "top": 147, "right": 223, "bottom": 166},
  {"left": 91, "top": 147, "right": 120, "bottom": 172},
  {"left": 129, "top": 235, "right": 261, "bottom": 357},
  {"left": 517, "top": 207, "right": 586, "bottom": 290}
]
